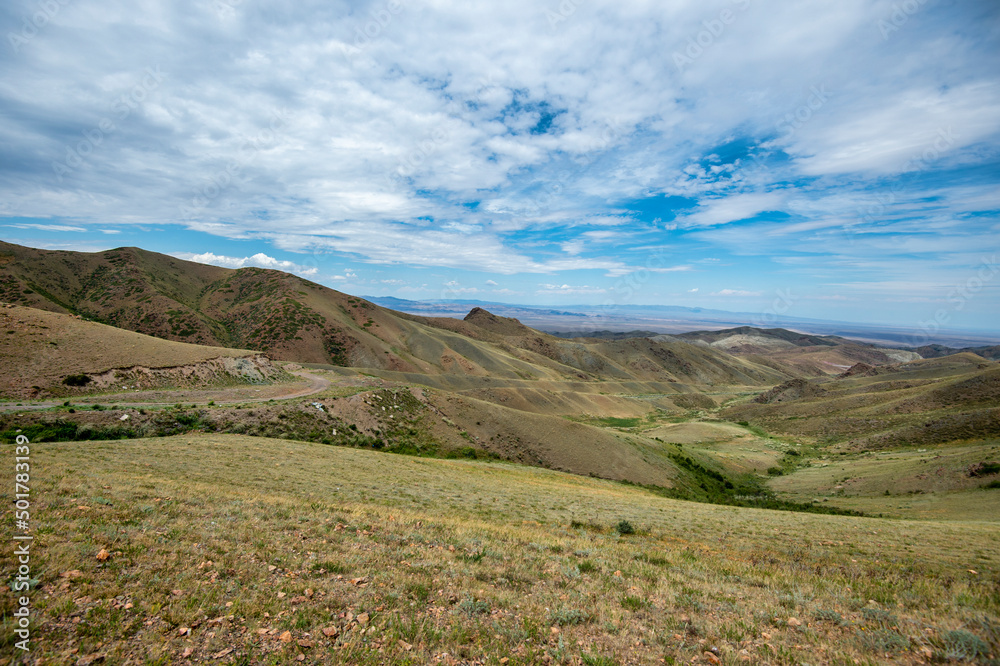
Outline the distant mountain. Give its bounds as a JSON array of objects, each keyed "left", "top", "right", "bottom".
[
  {"left": 914, "top": 344, "right": 1000, "bottom": 362},
  {"left": 549, "top": 330, "right": 663, "bottom": 340},
  {"left": 364, "top": 295, "right": 1000, "bottom": 348}
]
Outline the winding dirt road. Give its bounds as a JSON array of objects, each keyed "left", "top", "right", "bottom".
[{"left": 0, "top": 369, "right": 333, "bottom": 412}]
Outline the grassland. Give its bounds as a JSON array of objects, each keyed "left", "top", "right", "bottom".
[{"left": 2, "top": 434, "right": 997, "bottom": 664}]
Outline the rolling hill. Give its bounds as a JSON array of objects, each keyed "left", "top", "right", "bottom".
[
  {"left": 0, "top": 303, "right": 285, "bottom": 399},
  {"left": 0, "top": 241, "right": 794, "bottom": 389}
]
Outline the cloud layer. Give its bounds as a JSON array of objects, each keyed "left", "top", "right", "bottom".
[{"left": 1, "top": 0, "right": 998, "bottom": 327}]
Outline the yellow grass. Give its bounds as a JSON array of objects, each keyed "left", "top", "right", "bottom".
[{"left": 2, "top": 434, "right": 997, "bottom": 664}]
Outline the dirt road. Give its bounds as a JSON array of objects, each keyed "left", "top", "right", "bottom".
[{"left": 0, "top": 369, "right": 333, "bottom": 412}]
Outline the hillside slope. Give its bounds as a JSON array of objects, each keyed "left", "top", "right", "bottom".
[
  {"left": 7, "top": 433, "right": 997, "bottom": 664},
  {"left": 0, "top": 241, "right": 792, "bottom": 388},
  {"left": 675, "top": 326, "right": 922, "bottom": 375},
  {"left": 0, "top": 303, "right": 284, "bottom": 398},
  {"left": 723, "top": 354, "right": 1000, "bottom": 450}
]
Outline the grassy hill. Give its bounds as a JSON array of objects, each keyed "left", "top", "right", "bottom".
[
  {"left": 673, "top": 327, "right": 922, "bottom": 376},
  {"left": 2, "top": 433, "right": 996, "bottom": 664},
  {"left": 0, "top": 241, "right": 796, "bottom": 391},
  {"left": 0, "top": 303, "right": 286, "bottom": 399}
]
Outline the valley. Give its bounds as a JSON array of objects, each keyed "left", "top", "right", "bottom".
[{"left": 1, "top": 242, "right": 998, "bottom": 664}]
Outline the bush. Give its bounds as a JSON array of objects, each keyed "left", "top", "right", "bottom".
[
  {"left": 616, "top": 520, "right": 635, "bottom": 535},
  {"left": 942, "top": 629, "right": 990, "bottom": 660},
  {"left": 457, "top": 597, "right": 490, "bottom": 616},
  {"left": 548, "top": 607, "right": 590, "bottom": 626},
  {"left": 63, "top": 374, "right": 91, "bottom": 387},
  {"left": 767, "top": 467, "right": 784, "bottom": 476},
  {"left": 814, "top": 609, "right": 844, "bottom": 625}
]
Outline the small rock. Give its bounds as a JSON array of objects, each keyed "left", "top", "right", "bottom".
[
  {"left": 787, "top": 617, "right": 802, "bottom": 627},
  {"left": 178, "top": 627, "right": 190, "bottom": 636},
  {"left": 398, "top": 639, "right": 413, "bottom": 651},
  {"left": 277, "top": 592, "right": 287, "bottom": 599},
  {"left": 297, "top": 638, "right": 314, "bottom": 648},
  {"left": 704, "top": 652, "right": 720, "bottom": 665},
  {"left": 357, "top": 612, "right": 370, "bottom": 625},
  {"left": 322, "top": 626, "right": 339, "bottom": 637},
  {"left": 96, "top": 548, "right": 111, "bottom": 562},
  {"left": 279, "top": 630, "right": 293, "bottom": 643},
  {"left": 181, "top": 647, "right": 194, "bottom": 658}
]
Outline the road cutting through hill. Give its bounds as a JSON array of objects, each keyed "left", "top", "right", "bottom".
[{"left": 0, "top": 369, "right": 332, "bottom": 412}]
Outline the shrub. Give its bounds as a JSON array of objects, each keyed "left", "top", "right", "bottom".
[
  {"left": 548, "top": 607, "right": 590, "bottom": 626},
  {"left": 616, "top": 520, "right": 635, "bottom": 535},
  {"left": 62, "top": 374, "right": 91, "bottom": 387},
  {"left": 941, "top": 629, "right": 990, "bottom": 660},
  {"left": 857, "top": 628, "right": 909, "bottom": 653},
  {"left": 767, "top": 467, "right": 784, "bottom": 476},
  {"left": 814, "top": 609, "right": 844, "bottom": 625},
  {"left": 457, "top": 598, "right": 490, "bottom": 616},
  {"left": 621, "top": 595, "right": 651, "bottom": 611}
]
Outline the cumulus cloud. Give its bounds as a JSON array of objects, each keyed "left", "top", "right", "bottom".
[
  {"left": 172, "top": 251, "right": 318, "bottom": 275},
  {"left": 712, "top": 289, "right": 762, "bottom": 297},
  {"left": 538, "top": 283, "right": 607, "bottom": 295},
  {"left": 0, "top": 0, "right": 997, "bottom": 325},
  {"left": 7, "top": 223, "right": 87, "bottom": 233}
]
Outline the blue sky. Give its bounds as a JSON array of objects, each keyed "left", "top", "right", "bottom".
[{"left": 1, "top": 0, "right": 999, "bottom": 332}]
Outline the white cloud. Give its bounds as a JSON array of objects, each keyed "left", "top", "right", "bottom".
[
  {"left": 0, "top": 0, "right": 996, "bottom": 328},
  {"left": 485, "top": 279, "right": 499, "bottom": 286},
  {"left": 712, "top": 289, "right": 762, "bottom": 297},
  {"left": 172, "top": 251, "right": 318, "bottom": 276},
  {"left": 537, "top": 283, "right": 607, "bottom": 295},
  {"left": 678, "top": 192, "right": 787, "bottom": 228},
  {"left": 7, "top": 223, "right": 87, "bottom": 232}
]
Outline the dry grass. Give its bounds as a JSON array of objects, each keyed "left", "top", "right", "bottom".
[{"left": 2, "top": 434, "right": 997, "bottom": 664}]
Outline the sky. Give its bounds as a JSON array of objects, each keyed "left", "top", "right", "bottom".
[{"left": 1, "top": 0, "right": 999, "bottom": 333}]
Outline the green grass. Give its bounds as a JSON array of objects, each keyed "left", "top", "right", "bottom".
[{"left": 2, "top": 433, "right": 997, "bottom": 664}]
